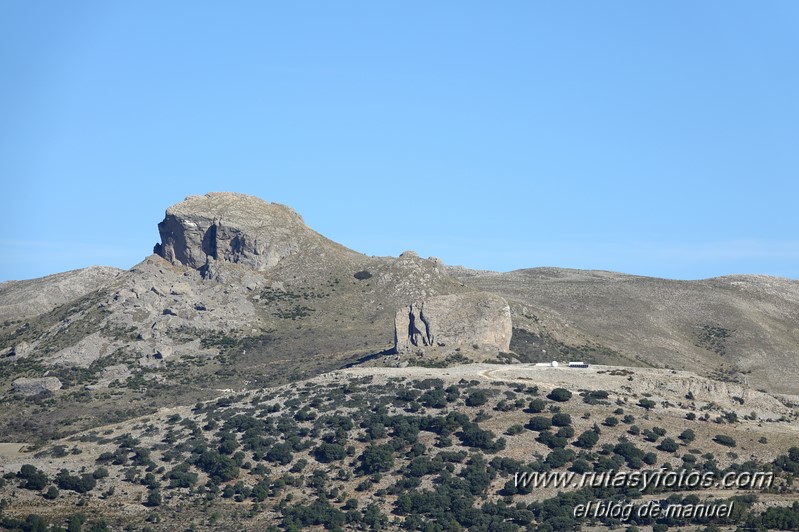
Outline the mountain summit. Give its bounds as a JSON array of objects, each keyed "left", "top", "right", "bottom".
[{"left": 154, "top": 192, "right": 350, "bottom": 274}]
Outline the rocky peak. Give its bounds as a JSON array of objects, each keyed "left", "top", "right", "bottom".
[{"left": 154, "top": 192, "right": 340, "bottom": 274}]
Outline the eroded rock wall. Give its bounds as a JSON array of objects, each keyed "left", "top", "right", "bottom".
[{"left": 394, "top": 292, "right": 512, "bottom": 354}]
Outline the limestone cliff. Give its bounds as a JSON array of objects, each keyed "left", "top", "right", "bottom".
[
  {"left": 154, "top": 192, "right": 347, "bottom": 274},
  {"left": 394, "top": 292, "right": 512, "bottom": 354}
]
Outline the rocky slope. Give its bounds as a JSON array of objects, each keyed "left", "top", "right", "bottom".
[
  {"left": 1, "top": 192, "right": 797, "bottom": 446},
  {"left": 0, "top": 266, "right": 122, "bottom": 322},
  {"left": 0, "top": 194, "right": 487, "bottom": 441},
  {"left": 450, "top": 267, "right": 799, "bottom": 395}
]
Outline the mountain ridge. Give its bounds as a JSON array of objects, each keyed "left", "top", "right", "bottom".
[{"left": 1, "top": 192, "right": 797, "bottom": 445}]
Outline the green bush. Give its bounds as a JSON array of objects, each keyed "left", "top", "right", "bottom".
[
  {"left": 360, "top": 444, "right": 394, "bottom": 474},
  {"left": 637, "top": 398, "right": 656, "bottom": 410},
  {"left": 17, "top": 464, "right": 48, "bottom": 491},
  {"left": 528, "top": 398, "right": 547, "bottom": 413},
  {"left": 551, "top": 413, "right": 572, "bottom": 427},
  {"left": 713, "top": 434, "right": 736, "bottom": 447},
  {"left": 55, "top": 469, "right": 96, "bottom": 494},
  {"left": 465, "top": 389, "right": 489, "bottom": 407},
  {"left": 195, "top": 451, "right": 239, "bottom": 482},
  {"left": 657, "top": 438, "right": 679, "bottom": 452},
  {"left": 314, "top": 443, "right": 347, "bottom": 463},
  {"left": 575, "top": 430, "right": 599, "bottom": 449},
  {"left": 548, "top": 388, "right": 572, "bottom": 402},
  {"left": 528, "top": 416, "right": 552, "bottom": 431}
]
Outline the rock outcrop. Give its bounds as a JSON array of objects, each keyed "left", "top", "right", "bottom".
[
  {"left": 154, "top": 192, "right": 340, "bottom": 274},
  {"left": 394, "top": 292, "right": 512, "bottom": 354},
  {"left": 12, "top": 377, "right": 62, "bottom": 396}
]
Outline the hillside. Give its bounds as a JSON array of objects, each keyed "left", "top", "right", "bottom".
[
  {"left": 0, "top": 364, "right": 797, "bottom": 530},
  {"left": 450, "top": 267, "right": 799, "bottom": 395},
  {"left": 1, "top": 191, "right": 799, "bottom": 530}
]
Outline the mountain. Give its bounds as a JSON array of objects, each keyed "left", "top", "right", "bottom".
[
  {"left": 2, "top": 192, "right": 799, "bottom": 531},
  {"left": 0, "top": 192, "right": 797, "bottom": 445}
]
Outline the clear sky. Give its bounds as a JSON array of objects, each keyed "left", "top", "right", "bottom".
[{"left": 2, "top": 1, "right": 798, "bottom": 282}]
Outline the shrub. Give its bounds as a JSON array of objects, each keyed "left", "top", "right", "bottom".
[
  {"left": 657, "top": 438, "right": 679, "bottom": 452},
  {"left": 265, "top": 443, "right": 293, "bottom": 465},
  {"left": 713, "top": 434, "right": 736, "bottom": 447},
  {"left": 556, "top": 426, "right": 575, "bottom": 438},
  {"left": 145, "top": 488, "right": 162, "bottom": 507},
  {"left": 506, "top": 424, "right": 524, "bottom": 436},
  {"left": 196, "top": 451, "right": 239, "bottom": 482},
  {"left": 314, "top": 443, "right": 347, "bottom": 463},
  {"left": 528, "top": 416, "right": 552, "bottom": 431},
  {"left": 465, "top": 390, "right": 489, "bottom": 407},
  {"left": 679, "top": 429, "right": 696, "bottom": 443},
  {"left": 575, "top": 430, "right": 599, "bottom": 449},
  {"left": 165, "top": 463, "right": 198, "bottom": 488},
  {"left": 55, "top": 470, "right": 96, "bottom": 494},
  {"left": 528, "top": 398, "right": 547, "bottom": 413},
  {"left": 17, "top": 465, "right": 48, "bottom": 491},
  {"left": 548, "top": 388, "right": 572, "bottom": 402},
  {"left": 638, "top": 398, "right": 656, "bottom": 410},
  {"left": 551, "top": 413, "right": 572, "bottom": 427},
  {"left": 360, "top": 445, "right": 394, "bottom": 474},
  {"left": 354, "top": 270, "right": 372, "bottom": 280},
  {"left": 546, "top": 448, "right": 575, "bottom": 468},
  {"left": 604, "top": 416, "right": 619, "bottom": 427}
]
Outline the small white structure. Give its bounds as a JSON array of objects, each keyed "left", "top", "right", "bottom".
[
  {"left": 568, "top": 361, "right": 589, "bottom": 368},
  {"left": 551, "top": 360, "right": 559, "bottom": 367}
]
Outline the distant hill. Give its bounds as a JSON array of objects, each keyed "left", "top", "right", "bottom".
[{"left": 1, "top": 192, "right": 797, "bottom": 444}]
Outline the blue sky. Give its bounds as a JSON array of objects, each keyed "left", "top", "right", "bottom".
[{"left": 2, "top": 1, "right": 798, "bottom": 281}]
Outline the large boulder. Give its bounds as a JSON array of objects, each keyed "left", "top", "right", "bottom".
[
  {"left": 394, "top": 292, "right": 512, "bottom": 354},
  {"left": 154, "top": 192, "right": 341, "bottom": 273},
  {"left": 12, "top": 377, "right": 62, "bottom": 396}
]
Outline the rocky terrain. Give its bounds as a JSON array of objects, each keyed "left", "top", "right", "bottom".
[
  {"left": 0, "top": 363, "right": 797, "bottom": 530},
  {"left": 0, "top": 191, "right": 798, "bottom": 530},
  {"left": 451, "top": 268, "right": 799, "bottom": 395}
]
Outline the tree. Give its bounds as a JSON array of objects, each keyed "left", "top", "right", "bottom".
[
  {"left": 465, "top": 389, "right": 489, "bottom": 407},
  {"left": 314, "top": 443, "right": 347, "bottom": 463},
  {"left": 528, "top": 416, "right": 552, "bottom": 431},
  {"left": 265, "top": 442, "right": 294, "bottom": 465},
  {"left": 552, "top": 413, "right": 572, "bottom": 427},
  {"left": 678, "top": 429, "right": 695, "bottom": 443},
  {"left": 713, "top": 434, "right": 736, "bottom": 448},
  {"left": 657, "top": 438, "right": 679, "bottom": 452},
  {"left": 55, "top": 469, "right": 96, "bottom": 494},
  {"left": 360, "top": 445, "right": 394, "bottom": 474},
  {"left": 638, "top": 398, "right": 656, "bottom": 410},
  {"left": 528, "top": 398, "right": 547, "bottom": 413},
  {"left": 196, "top": 450, "right": 239, "bottom": 482},
  {"left": 548, "top": 388, "right": 572, "bottom": 402},
  {"left": 575, "top": 430, "right": 599, "bottom": 449},
  {"left": 145, "top": 488, "right": 162, "bottom": 507},
  {"left": 17, "top": 464, "right": 48, "bottom": 491}
]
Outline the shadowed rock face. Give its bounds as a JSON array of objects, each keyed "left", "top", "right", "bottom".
[
  {"left": 394, "top": 293, "right": 513, "bottom": 353},
  {"left": 154, "top": 192, "right": 334, "bottom": 273}
]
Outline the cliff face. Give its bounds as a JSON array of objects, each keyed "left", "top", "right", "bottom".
[
  {"left": 154, "top": 192, "right": 336, "bottom": 273},
  {"left": 394, "top": 292, "right": 513, "bottom": 354}
]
